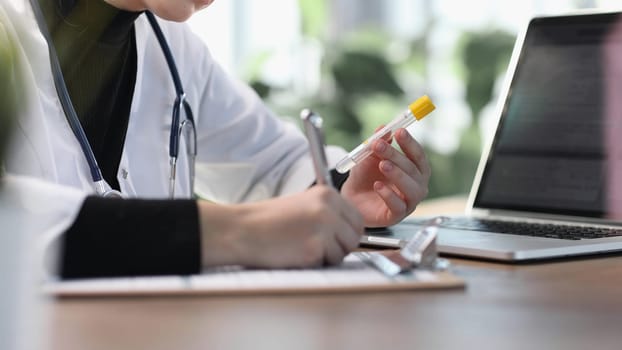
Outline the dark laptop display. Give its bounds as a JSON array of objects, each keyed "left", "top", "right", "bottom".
[
  {"left": 475, "top": 12, "right": 622, "bottom": 220},
  {"left": 362, "top": 11, "right": 622, "bottom": 261}
]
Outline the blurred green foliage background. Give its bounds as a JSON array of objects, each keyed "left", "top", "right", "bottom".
[{"left": 245, "top": 0, "right": 515, "bottom": 199}]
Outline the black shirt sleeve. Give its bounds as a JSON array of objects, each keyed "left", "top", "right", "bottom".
[
  {"left": 60, "top": 196, "right": 201, "bottom": 279},
  {"left": 330, "top": 169, "right": 350, "bottom": 191},
  {"left": 37, "top": 2, "right": 202, "bottom": 279},
  {"left": 311, "top": 169, "right": 350, "bottom": 190}
]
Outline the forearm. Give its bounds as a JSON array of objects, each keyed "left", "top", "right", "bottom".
[{"left": 60, "top": 169, "right": 351, "bottom": 278}]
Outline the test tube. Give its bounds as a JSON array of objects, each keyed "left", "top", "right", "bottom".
[{"left": 335, "top": 95, "right": 436, "bottom": 174}]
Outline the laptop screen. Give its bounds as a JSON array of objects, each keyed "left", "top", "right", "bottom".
[{"left": 473, "top": 12, "right": 622, "bottom": 220}]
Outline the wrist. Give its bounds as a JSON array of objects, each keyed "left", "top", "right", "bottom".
[{"left": 197, "top": 200, "right": 249, "bottom": 267}]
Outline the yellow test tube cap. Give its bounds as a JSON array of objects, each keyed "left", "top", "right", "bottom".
[{"left": 409, "top": 95, "right": 436, "bottom": 120}]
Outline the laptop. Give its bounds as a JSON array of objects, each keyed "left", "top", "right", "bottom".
[{"left": 361, "top": 10, "right": 622, "bottom": 262}]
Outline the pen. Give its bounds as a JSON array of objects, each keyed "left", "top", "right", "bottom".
[
  {"left": 300, "top": 109, "right": 333, "bottom": 187},
  {"left": 335, "top": 95, "right": 436, "bottom": 174}
]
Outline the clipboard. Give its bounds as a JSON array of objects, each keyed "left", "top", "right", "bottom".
[{"left": 44, "top": 253, "right": 464, "bottom": 297}]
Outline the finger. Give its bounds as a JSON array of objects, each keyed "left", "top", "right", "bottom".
[
  {"left": 394, "top": 128, "right": 431, "bottom": 178},
  {"left": 323, "top": 233, "right": 347, "bottom": 265},
  {"left": 322, "top": 189, "right": 364, "bottom": 234},
  {"left": 372, "top": 124, "right": 393, "bottom": 143},
  {"left": 332, "top": 196, "right": 364, "bottom": 252},
  {"left": 298, "top": 236, "right": 324, "bottom": 268},
  {"left": 338, "top": 200, "right": 365, "bottom": 236},
  {"left": 373, "top": 181, "right": 407, "bottom": 221},
  {"left": 378, "top": 160, "right": 426, "bottom": 213},
  {"left": 372, "top": 137, "right": 420, "bottom": 180},
  {"left": 334, "top": 219, "right": 363, "bottom": 252}
]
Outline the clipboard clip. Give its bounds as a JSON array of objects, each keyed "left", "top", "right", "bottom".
[{"left": 356, "top": 217, "right": 449, "bottom": 277}]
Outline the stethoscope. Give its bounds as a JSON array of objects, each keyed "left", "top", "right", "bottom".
[{"left": 29, "top": 0, "right": 197, "bottom": 199}]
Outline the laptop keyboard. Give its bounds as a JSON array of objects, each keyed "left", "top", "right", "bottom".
[{"left": 439, "top": 218, "right": 622, "bottom": 240}]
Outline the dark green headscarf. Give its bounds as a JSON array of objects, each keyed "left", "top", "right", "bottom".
[{"left": 0, "top": 16, "right": 23, "bottom": 174}]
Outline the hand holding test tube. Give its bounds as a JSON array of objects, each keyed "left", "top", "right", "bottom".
[{"left": 335, "top": 95, "right": 436, "bottom": 174}]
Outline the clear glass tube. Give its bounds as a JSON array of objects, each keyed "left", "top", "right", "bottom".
[
  {"left": 336, "top": 110, "right": 416, "bottom": 173},
  {"left": 335, "top": 95, "right": 435, "bottom": 173}
]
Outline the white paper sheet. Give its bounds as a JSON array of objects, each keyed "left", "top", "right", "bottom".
[{"left": 44, "top": 254, "right": 463, "bottom": 296}]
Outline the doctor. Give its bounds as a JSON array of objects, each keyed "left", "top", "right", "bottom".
[{"left": 4, "top": 0, "right": 431, "bottom": 278}]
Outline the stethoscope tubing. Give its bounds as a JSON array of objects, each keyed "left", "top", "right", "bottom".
[
  {"left": 29, "top": 0, "right": 104, "bottom": 184},
  {"left": 28, "top": 1, "right": 195, "bottom": 198},
  {"left": 145, "top": 11, "right": 196, "bottom": 161}
]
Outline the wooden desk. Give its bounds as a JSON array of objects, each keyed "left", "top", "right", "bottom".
[{"left": 48, "top": 197, "right": 622, "bottom": 350}]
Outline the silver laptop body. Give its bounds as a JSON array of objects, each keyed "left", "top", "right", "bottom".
[{"left": 361, "top": 10, "right": 622, "bottom": 261}]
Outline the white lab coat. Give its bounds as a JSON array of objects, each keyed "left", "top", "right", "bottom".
[
  {"left": 5, "top": 1, "right": 346, "bottom": 199},
  {"left": 1, "top": 0, "right": 92, "bottom": 321},
  {"left": 2, "top": 0, "right": 346, "bottom": 235}
]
